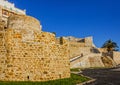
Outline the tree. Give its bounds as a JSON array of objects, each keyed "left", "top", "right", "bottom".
[{"left": 102, "top": 39, "right": 119, "bottom": 52}]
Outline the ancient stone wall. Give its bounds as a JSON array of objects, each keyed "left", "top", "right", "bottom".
[
  {"left": 0, "top": 15, "right": 70, "bottom": 81},
  {"left": 8, "top": 15, "right": 41, "bottom": 31},
  {"left": 68, "top": 41, "right": 92, "bottom": 59},
  {"left": 0, "top": 6, "right": 2, "bottom": 17},
  {"left": 98, "top": 48, "right": 107, "bottom": 53},
  {"left": 0, "top": 20, "right": 7, "bottom": 79},
  {"left": 71, "top": 53, "right": 105, "bottom": 68},
  {"left": 70, "top": 46, "right": 91, "bottom": 59},
  {"left": 63, "top": 36, "right": 93, "bottom": 59},
  {"left": 101, "top": 56, "right": 116, "bottom": 67},
  {"left": 84, "top": 36, "right": 93, "bottom": 47},
  {"left": 68, "top": 36, "right": 118, "bottom": 68},
  {"left": 113, "top": 52, "right": 120, "bottom": 65}
]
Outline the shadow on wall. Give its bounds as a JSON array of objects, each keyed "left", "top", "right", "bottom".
[
  {"left": 90, "top": 47, "right": 100, "bottom": 53},
  {"left": 77, "top": 39, "right": 85, "bottom": 43}
]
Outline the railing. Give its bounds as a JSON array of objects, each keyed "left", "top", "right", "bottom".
[
  {"left": 70, "top": 53, "right": 102, "bottom": 62},
  {"left": 70, "top": 55, "right": 82, "bottom": 62}
]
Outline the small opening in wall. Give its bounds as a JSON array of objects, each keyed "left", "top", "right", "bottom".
[
  {"left": 4, "top": 27, "right": 7, "bottom": 29},
  {"left": 60, "top": 37, "right": 63, "bottom": 45},
  {"left": 27, "top": 76, "right": 29, "bottom": 80}
]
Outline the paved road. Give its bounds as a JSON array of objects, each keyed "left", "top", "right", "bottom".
[{"left": 80, "top": 67, "right": 120, "bottom": 85}]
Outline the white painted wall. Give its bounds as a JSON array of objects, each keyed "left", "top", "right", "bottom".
[{"left": 0, "top": 0, "right": 25, "bottom": 14}]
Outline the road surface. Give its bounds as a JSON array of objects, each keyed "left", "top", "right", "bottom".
[{"left": 80, "top": 66, "right": 120, "bottom": 85}]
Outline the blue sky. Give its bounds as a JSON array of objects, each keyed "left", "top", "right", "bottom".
[{"left": 9, "top": 0, "right": 120, "bottom": 47}]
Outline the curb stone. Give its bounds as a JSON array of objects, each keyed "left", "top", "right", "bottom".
[
  {"left": 76, "top": 78, "right": 96, "bottom": 85},
  {"left": 77, "top": 74, "right": 96, "bottom": 85},
  {"left": 71, "top": 71, "right": 96, "bottom": 85}
]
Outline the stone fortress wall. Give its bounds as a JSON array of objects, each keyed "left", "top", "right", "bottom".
[
  {"left": 110, "top": 52, "right": 120, "bottom": 65},
  {"left": 64, "top": 36, "right": 94, "bottom": 59},
  {"left": 1, "top": 0, "right": 120, "bottom": 82},
  {"left": 66, "top": 36, "right": 105, "bottom": 68},
  {"left": 0, "top": 20, "right": 7, "bottom": 79},
  {"left": 0, "top": 15, "right": 70, "bottom": 81},
  {"left": 0, "top": 0, "right": 120, "bottom": 80},
  {"left": 65, "top": 36, "right": 120, "bottom": 68}
]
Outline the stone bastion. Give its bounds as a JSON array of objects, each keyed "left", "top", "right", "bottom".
[
  {"left": 0, "top": 15, "right": 70, "bottom": 81},
  {"left": 8, "top": 15, "right": 41, "bottom": 31}
]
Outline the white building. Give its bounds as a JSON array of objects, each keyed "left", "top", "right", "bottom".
[{"left": 0, "top": 0, "right": 26, "bottom": 25}]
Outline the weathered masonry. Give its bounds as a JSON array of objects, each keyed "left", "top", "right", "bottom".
[{"left": 0, "top": 15, "right": 70, "bottom": 81}]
